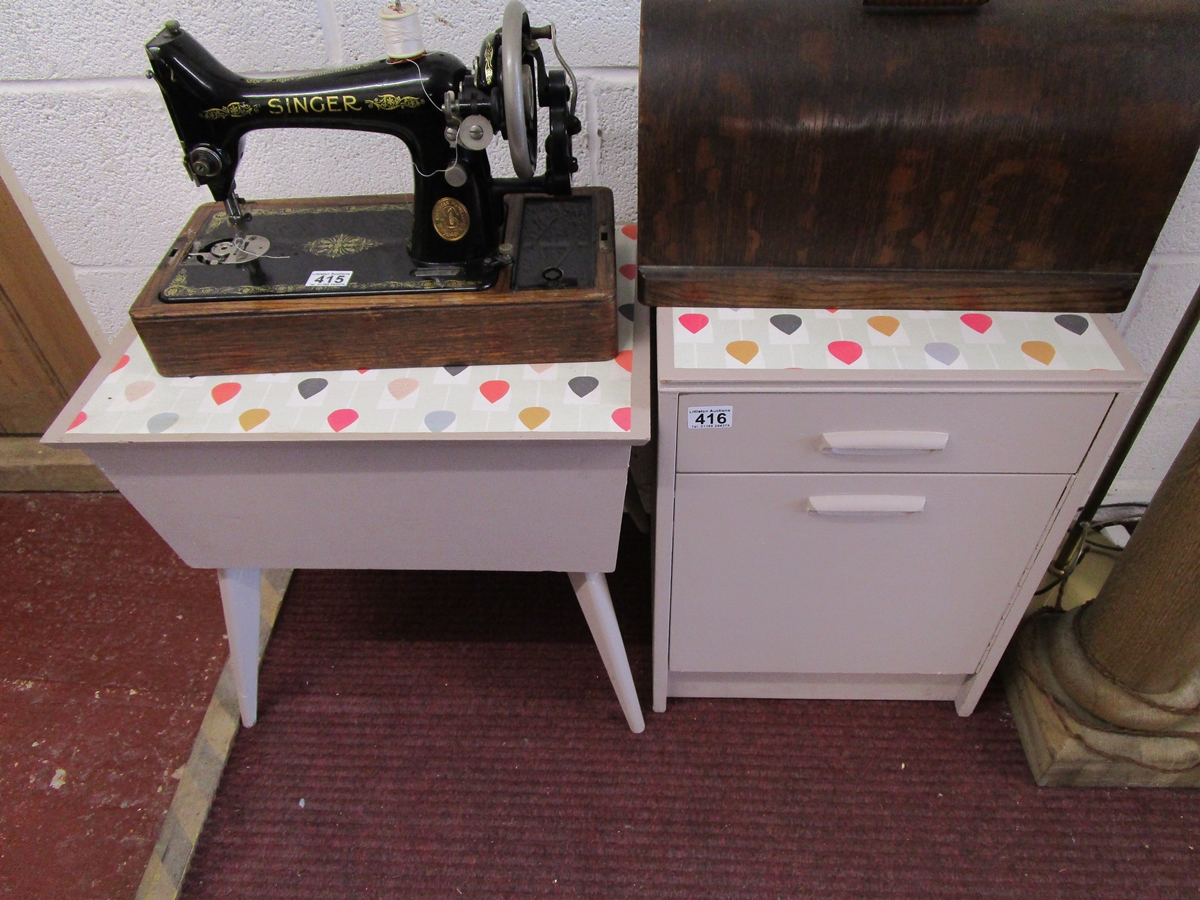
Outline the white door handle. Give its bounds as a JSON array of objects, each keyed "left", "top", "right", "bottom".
[
  {"left": 818, "top": 430, "right": 949, "bottom": 455},
  {"left": 807, "top": 495, "right": 926, "bottom": 515}
]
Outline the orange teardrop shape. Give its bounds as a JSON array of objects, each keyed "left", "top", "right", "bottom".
[
  {"left": 239, "top": 408, "right": 270, "bottom": 431},
  {"left": 519, "top": 407, "right": 551, "bottom": 430},
  {"left": 1022, "top": 341, "right": 1056, "bottom": 366},
  {"left": 726, "top": 340, "right": 760, "bottom": 365},
  {"left": 868, "top": 315, "right": 900, "bottom": 337}
]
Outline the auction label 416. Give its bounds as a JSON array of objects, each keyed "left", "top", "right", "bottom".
[{"left": 687, "top": 406, "right": 732, "bottom": 429}]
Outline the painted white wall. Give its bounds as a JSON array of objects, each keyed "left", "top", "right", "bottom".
[
  {"left": 1111, "top": 158, "right": 1200, "bottom": 504},
  {"left": 0, "top": 0, "right": 1196, "bottom": 503}
]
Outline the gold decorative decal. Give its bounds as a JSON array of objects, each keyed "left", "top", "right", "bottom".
[
  {"left": 432, "top": 197, "right": 470, "bottom": 242},
  {"left": 200, "top": 102, "right": 258, "bottom": 120},
  {"left": 267, "top": 95, "right": 362, "bottom": 115},
  {"left": 304, "top": 234, "right": 383, "bottom": 258},
  {"left": 163, "top": 271, "right": 190, "bottom": 298},
  {"left": 365, "top": 94, "right": 423, "bottom": 111}
]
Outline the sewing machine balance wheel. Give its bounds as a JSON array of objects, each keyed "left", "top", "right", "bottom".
[{"left": 502, "top": 0, "right": 538, "bottom": 179}]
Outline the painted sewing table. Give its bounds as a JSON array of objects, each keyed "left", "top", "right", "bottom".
[{"left": 45, "top": 228, "right": 649, "bottom": 733}]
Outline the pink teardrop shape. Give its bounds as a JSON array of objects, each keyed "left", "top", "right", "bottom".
[{"left": 327, "top": 408, "right": 359, "bottom": 432}]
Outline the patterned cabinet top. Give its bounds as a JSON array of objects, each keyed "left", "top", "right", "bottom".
[
  {"left": 47, "top": 227, "right": 648, "bottom": 444},
  {"left": 658, "top": 306, "right": 1143, "bottom": 390}
]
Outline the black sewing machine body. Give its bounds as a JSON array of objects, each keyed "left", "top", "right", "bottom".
[
  {"left": 131, "top": 4, "right": 617, "bottom": 376},
  {"left": 144, "top": 3, "right": 588, "bottom": 303}
]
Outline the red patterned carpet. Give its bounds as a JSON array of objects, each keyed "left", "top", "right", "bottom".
[{"left": 181, "top": 522, "right": 1200, "bottom": 900}]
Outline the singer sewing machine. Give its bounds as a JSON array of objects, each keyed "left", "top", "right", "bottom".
[{"left": 129, "top": 2, "right": 617, "bottom": 376}]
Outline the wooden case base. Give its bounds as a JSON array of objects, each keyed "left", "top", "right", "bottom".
[
  {"left": 638, "top": 266, "right": 1139, "bottom": 312},
  {"left": 130, "top": 189, "right": 616, "bottom": 377}
]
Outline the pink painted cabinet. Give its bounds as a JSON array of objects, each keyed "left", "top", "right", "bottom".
[{"left": 652, "top": 308, "right": 1144, "bottom": 716}]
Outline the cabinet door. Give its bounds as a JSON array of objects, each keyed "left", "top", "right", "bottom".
[{"left": 668, "top": 472, "right": 1068, "bottom": 675}]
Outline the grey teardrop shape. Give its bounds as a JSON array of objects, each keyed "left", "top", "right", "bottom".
[
  {"left": 147, "top": 412, "right": 179, "bottom": 434},
  {"left": 443, "top": 365, "right": 469, "bottom": 377},
  {"left": 924, "top": 342, "right": 961, "bottom": 366},
  {"left": 1055, "top": 314, "right": 1088, "bottom": 336},
  {"left": 619, "top": 304, "right": 635, "bottom": 321},
  {"left": 424, "top": 410, "right": 456, "bottom": 433},
  {"left": 297, "top": 377, "right": 328, "bottom": 399},
  {"left": 568, "top": 376, "right": 599, "bottom": 398},
  {"left": 770, "top": 314, "right": 803, "bottom": 335}
]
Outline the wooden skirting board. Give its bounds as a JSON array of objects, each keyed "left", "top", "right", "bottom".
[
  {"left": 0, "top": 436, "right": 114, "bottom": 492},
  {"left": 134, "top": 570, "right": 291, "bottom": 900}
]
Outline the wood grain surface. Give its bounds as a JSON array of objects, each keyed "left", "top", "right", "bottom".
[
  {"left": 638, "top": 0, "right": 1200, "bottom": 310},
  {"left": 865, "top": 0, "right": 989, "bottom": 7},
  {"left": 639, "top": 266, "right": 1139, "bottom": 311},
  {"left": 0, "top": 172, "right": 98, "bottom": 432}
]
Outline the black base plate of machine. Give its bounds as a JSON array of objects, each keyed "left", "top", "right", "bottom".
[{"left": 158, "top": 199, "right": 498, "bottom": 303}]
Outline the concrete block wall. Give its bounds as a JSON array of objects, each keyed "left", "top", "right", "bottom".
[{"left": 0, "top": 0, "right": 1197, "bottom": 504}]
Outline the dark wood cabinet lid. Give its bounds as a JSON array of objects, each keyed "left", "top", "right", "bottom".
[{"left": 638, "top": 0, "right": 1200, "bottom": 310}]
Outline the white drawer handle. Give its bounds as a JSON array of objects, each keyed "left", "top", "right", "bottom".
[
  {"left": 818, "top": 430, "right": 949, "bottom": 455},
  {"left": 807, "top": 495, "right": 926, "bottom": 515}
]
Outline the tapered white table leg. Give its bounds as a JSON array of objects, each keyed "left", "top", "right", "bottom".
[
  {"left": 568, "top": 571, "right": 645, "bottom": 733},
  {"left": 218, "top": 567, "right": 262, "bottom": 727}
]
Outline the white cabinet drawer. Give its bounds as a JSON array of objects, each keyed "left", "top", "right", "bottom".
[
  {"left": 668, "top": 472, "right": 1069, "bottom": 675},
  {"left": 676, "top": 391, "right": 1113, "bottom": 474}
]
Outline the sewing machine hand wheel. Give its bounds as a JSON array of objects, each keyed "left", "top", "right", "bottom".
[{"left": 502, "top": 1, "right": 538, "bottom": 179}]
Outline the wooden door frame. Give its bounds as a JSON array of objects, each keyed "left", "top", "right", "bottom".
[{"left": 0, "top": 148, "right": 102, "bottom": 434}]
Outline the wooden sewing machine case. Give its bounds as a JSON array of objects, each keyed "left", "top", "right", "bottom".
[
  {"left": 130, "top": 188, "right": 617, "bottom": 377},
  {"left": 638, "top": 0, "right": 1200, "bottom": 310}
]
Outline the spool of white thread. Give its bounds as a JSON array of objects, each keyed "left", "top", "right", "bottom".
[{"left": 379, "top": 3, "right": 426, "bottom": 60}]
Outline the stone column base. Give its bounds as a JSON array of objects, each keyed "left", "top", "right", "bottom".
[{"left": 1004, "top": 610, "right": 1200, "bottom": 787}]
